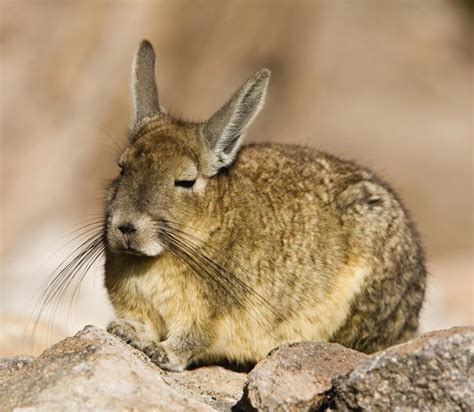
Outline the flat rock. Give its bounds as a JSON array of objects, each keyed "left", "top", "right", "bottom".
[
  {"left": 236, "top": 341, "right": 368, "bottom": 411},
  {"left": 0, "top": 325, "right": 246, "bottom": 411},
  {"left": 331, "top": 326, "right": 474, "bottom": 411}
]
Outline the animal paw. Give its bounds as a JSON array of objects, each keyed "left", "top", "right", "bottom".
[
  {"left": 142, "top": 341, "right": 188, "bottom": 372},
  {"left": 107, "top": 319, "right": 139, "bottom": 345}
]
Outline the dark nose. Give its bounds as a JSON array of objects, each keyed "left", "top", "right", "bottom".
[{"left": 118, "top": 223, "right": 137, "bottom": 235}]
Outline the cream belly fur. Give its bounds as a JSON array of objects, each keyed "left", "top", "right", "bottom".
[
  {"left": 194, "top": 262, "right": 370, "bottom": 363},
  {"left": 107, "top": 256, "right": 371, "bottom": 364},
  {"left": 107, "top": 256, "right": 208, "bottom": 343}
]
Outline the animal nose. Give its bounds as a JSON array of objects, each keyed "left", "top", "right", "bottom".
[{"left": 118, "top": 223, "right": 137, "bottom": 235}]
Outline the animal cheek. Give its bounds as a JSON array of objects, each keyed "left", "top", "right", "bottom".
[{"left": 193, "top": 176, "right": 209, "bottom": 193}]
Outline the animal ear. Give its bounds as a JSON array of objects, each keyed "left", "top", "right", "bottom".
[
  {"left": 203, "top": 68, "right": 271, "bottom": 174},
  {"left": 131, "top": 40, "right": 164, "bottom": 131}
]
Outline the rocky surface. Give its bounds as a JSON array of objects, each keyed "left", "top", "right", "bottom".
[
  {"left": 330, "top": 327, "right": 474, "bottom": 411},
  {"left": 235, "top": 342, "right": 368, "bottom": 411},
  {"left": 0, "top": 326, "right": 472, "bottom": 411},
  {"left": 0, "top": 326, "right": 246, "bottom": 411}
]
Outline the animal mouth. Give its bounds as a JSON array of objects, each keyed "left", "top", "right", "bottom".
[
  {"left": 113, "top": 236, "right": 165, "bottom": 258},
  {"left": 119, "top": 245, "right": 147, "bottom": 256}
]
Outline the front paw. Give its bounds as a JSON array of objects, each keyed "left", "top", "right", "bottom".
[
  {"left": 143, "top": 342, "right": 188, "bottom": 372},
  {"left": 107, "top": 319, "right": 139, "bottom": 345}
]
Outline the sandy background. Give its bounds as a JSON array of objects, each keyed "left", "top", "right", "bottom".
[{"left": 1, "top": 0, "right": 472, "bottom": 356}]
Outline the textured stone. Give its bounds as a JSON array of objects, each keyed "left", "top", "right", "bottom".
[
  {"left": 2, "top": 326, "right": 472, "bottom": 411},
  {"left": 236, "top": 341, "right": 368, "bottom": 411},
  {"left": 166, "top": 365, "right": 247, "bottom": 411},
  {"left": 331, "top": 327, "right": 474, "bottom": 411},
  {"left": 0, "top": 325, "right": 246, "bottom": 411},
  {"left": 0, "top": 355, "right": 34, "bottom": 373}
]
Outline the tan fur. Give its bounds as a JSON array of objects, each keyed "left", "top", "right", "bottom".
[{"left": 103, "top": 41, "right": 427, "bottom": 371}]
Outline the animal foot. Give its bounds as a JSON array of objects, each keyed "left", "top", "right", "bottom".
[
  {"left": 107, "top": 319, "right": 139, "bottom": 345},
  {"left": 142, "top": 341, "right": 188, "bottom": 372}
]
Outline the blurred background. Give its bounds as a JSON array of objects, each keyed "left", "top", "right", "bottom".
[{"left": 1, "top": 0, "right": 472, "bottom": 356}]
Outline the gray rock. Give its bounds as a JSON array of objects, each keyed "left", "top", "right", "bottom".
[
  {"left": 0, "top": 355, "right": 34, "bottom": 373},
  {"left": 2, "top": 326, "right": 471, "bottom": 411},
  {"left": 331, "top": 326, "right": 474, "bottom": 411},
  {"left": 236, "top": 341, "right": 368, "bottom": 411},
  {"left": 0, "top": 325, "right": 246, "bottom": 411},
  {"left": 166, "top": 365, "right": 247, "bottom": 411}
]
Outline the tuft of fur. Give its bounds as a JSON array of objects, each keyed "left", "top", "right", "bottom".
[{"left": 104, "top": 40, "right": 427, "bottom": 371}]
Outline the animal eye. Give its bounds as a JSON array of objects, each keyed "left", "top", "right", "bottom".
[{"left": 175, "top": 179, "right": 196, "bottom": 188}]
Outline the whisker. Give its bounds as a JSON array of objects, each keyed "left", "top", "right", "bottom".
[
  {"left": 29, "top": 228, "right": 105, "bottom": 352},
  {"left": 158, "top": 231, "right": 259, "bottom": 322},
  {"left": 159, "top": 220, "right": 277, "bottom": 300},
  {"left": 66, "top": 243, "right": 106, "bottom": 328},
  {"left": 158, "top": 225, "right": 305, "bottom": 340},
  {"left": 38, "top": 232, "right": 103, "bottom": 306},
  {"left": 48, "top": 238, "right": 104, "bottom": 321},
  {"left": 50, "top": 222, "right": 105, "bottom": 251},
  {"left": 160, "top": 232, "right": 281, "bottom": 339}
]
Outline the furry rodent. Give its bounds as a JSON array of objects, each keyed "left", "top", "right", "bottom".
[{"left": 104, "top": 40, "right": 427, "bottom": 371}]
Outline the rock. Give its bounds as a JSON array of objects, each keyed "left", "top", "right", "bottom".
[
  {"left": 235, "top": 341, "right": 368, "bottom": 411},
  {"left": 0, "top": 355, "right": 34, "bottom": 373},
  {"left": 166, "top": 365, "right": 247, "bottom": 411},
  {"left": 2, "top": 326, "right": 472, "bottom": 411},
  {"left": 331, "top": 326, "right": 474, "bottom": 411},
  {"left": 0, "top": 325, "right": 246, "bottom": 411}
]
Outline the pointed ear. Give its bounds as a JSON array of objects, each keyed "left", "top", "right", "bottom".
[
  {"left": 131, "top": 40, "right": 164, "bottom": 130},
  {"left": 203, "top": 69, "right": 271, "bottom": 174}
]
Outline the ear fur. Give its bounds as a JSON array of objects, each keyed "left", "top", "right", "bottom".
[
  {"left": 203, "top": 69, "right": 271, "bottom": 174},
  {"left": 131, "top": 40, "right": 164, "bottom": 131}
]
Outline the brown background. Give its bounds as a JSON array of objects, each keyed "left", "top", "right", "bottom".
[{"left": 1, "top": 0, "right": 472, "bottom": 356}]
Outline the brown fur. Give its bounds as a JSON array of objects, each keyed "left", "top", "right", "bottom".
[{"left": 104, "top": 40, "right": 427, "bottom": 371}]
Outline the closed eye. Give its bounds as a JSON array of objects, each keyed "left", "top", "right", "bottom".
[{"left": 175, "top": 179, "right": 196, "bottom": 188}]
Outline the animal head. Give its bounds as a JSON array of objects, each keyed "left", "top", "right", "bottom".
[{"left": 105, "top": 40, "right": 271, "bottom": 257}]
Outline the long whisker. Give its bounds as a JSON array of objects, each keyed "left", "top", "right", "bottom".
[
  {"left": 158, "top": 231, "right": 278, "bottom": 338},
  {"left": 32, "top": 222, "right": 105, "bottom": 289},
  {"left": 48, "top": 238, "right": 104, "bottom": 330},
  {"left": 66, "top": 242, "right": 106, "bottom": 328},
  {"left": 159, "top": 231, "right": 246, "bottom": 305},
  {"left": 162, "top": 219, "right": 305, "bottom": 305},
  {"left": 160, "top": 220, "right": 296, "bottom": 318},
  {"left": 157, "top": 221, "right": 306, "bottom": 340},
  {"left": 38, "top": 233, "right": 103, "bottom": 309},
  {"left": 47, "top": 238, "right": 103, "bottom": 342},
  {"left": 29, "top": 225, "right": 106, "bottom": 352},
  {"left": 49, "top": 222, "right": 105, "bottom": 252}
]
